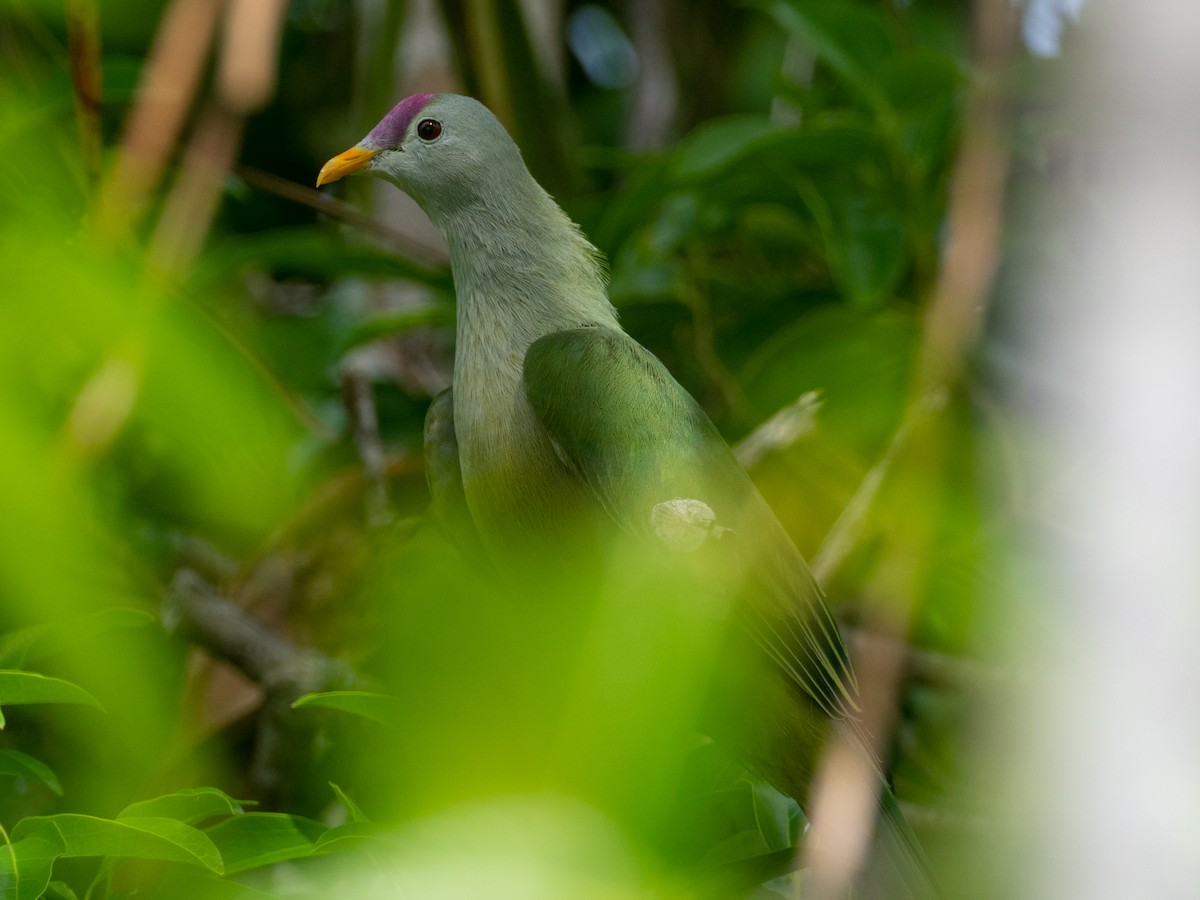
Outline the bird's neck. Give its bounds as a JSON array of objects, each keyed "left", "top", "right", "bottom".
[
  {"left": 433, "top": 176, "right": 617, "bottom": 548},
  {"left": 435, "top": 179, "right": 619, "bottom": 355}
]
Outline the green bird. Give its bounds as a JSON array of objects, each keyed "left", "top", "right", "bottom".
[{"left": 319, "top": 93, "right": 935, "bottom": 897}]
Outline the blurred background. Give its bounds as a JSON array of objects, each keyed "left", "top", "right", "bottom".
[{"left": 4, "top": 0, "right": 1196, "bottom": 898}]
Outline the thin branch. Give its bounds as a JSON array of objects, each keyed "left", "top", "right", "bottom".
[
  {"left": 66, "top": 0, "right": 103, "bottom": 183},
  {"left": 811, "top": 389, "right": 947, "bottom": 586},
  {"left": 165, "top": 568, "right": 355, "bottom": 695},
  {"left": 235, "top": 165, "right": 450, "bottom": 267},
  {"left": 733, "top": 391, "right": 823, "bottom": 470}
]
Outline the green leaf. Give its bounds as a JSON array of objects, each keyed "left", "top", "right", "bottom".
[
  {"left": 674, "top": 116, "right": 778, "bottom": 180},
  {"left": 835, "top": 204, "right": 907, "bottom": 309},
  {"left": 700, "top": 780, "right": 802, "bottom": 866},
  {"left": 748, "top": 781, "right": 802, "bottom": 852},
  {"left": 311, "top": 821, "right": 395, "bottom": 856},
  {"left": 742, "top": 305, "right": 915, "bottom": 457},
  {"left": 878, "top": 51, "right": 963, "bottom": 112},
  {"left": 797, "top": 187, "right": 907, "bottom": 310},
  {"left": 292, "top": 691, "right": 399, "bottom": 725},
  {"left": 119, "top": 787, "right": 250, "bottom": 825},
  {"left": 0, "top": 672, "right": 104, "bottom": 725},
  {"left": 11, "top": 815, "right": 223, "bottom": 871},
  {"left": 765, "top": 0, "right": 893, "bottom": 112},
  {"left": 142, "top": 869, "right": 280, "bottom": 899},
  {"left": 204, "top": 813, "right": 326, "bottom": 875},
  {"left": 1, "top": 814, "right": 223, "bottom": 899},
  {"left": 0, "top": 749, "right": 62, "bottom": 795},
  {"left": 0, "top": 609, "right": 155, "bottom": 669},
  {"left": 759, "top": 119, "right": 880, "bottom": 171},
  {"left": 0, "top": 827, "right": 61, "bottom": 900},
  {"left": 329, "top": 783, "right": 368, "bottom": 824}
]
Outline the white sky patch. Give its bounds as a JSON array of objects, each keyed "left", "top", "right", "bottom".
[{"left": 1021, "top": 0, "right": 1088, "bottom": 56}]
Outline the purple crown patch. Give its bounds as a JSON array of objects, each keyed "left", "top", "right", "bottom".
[{"left": 365, "top": 93, "right": 436, "bottom": 148}]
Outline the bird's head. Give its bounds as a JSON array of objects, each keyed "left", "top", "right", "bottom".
[{"left": 316, "top": 93, "right": 526, "bottom": 217}]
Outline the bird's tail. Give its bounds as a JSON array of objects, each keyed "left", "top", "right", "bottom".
[{"left": 855, "top": 786, "right": 941, "bottom": 900}]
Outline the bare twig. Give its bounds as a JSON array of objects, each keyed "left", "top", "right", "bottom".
[
  {"left": 66, "top": 0, "right": 103, "bottom": 183},
  {"left": 165, "top": 568, "right": 354, "bottom": 694},
  {"left": 235, "top": 165, "right": 451, "bottom": 266},
  {"left": 733, "top": 391, "right": 823, "bottom": 470}
]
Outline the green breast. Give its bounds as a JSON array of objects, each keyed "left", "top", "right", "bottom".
[{"left": 453, "top": 357, "right": 600, "bottom": 570}]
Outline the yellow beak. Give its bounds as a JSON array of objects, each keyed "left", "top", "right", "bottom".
[{"left": 316, "top": 146, "right": 378, "bottom": 187}]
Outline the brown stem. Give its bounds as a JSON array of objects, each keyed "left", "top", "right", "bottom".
[
  {"left": 235, "top": 165, "right": 450, "bottom": 267},
  {"left": 93, "top": 0, "right": 224, "bottom": 239},
  {"left": 66, "top": 0, "right": 103, "bottom": 183}
]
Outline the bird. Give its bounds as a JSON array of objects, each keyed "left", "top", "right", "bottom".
[{"left": 318, "top": 93, "right": 936, "bottom": 897}]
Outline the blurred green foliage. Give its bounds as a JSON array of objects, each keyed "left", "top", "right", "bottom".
[{"left": 0, "top": 0, "right": 1015, "bottom": 897}]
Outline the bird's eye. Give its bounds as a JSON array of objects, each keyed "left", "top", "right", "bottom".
[{"left": 417, "top": 119, "right": 442, "bottom": 141}]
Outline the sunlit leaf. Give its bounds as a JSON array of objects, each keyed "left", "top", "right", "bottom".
[
  {"left": 203, "top": 813, "right": 326, "bottom": 875},
  {"left": 674, "top": 116, "right": 778, "bottom": 180},
  {"left": 329, "top": 783, "right": 368, "bottom": 823},
  {"left": 10, "top": 815, "right": 224, "bottom": 871},
  {"left": 139, "top": 869, "right": 280, "bottom": 899},
  {"left": 1, "top": 814, "right": 223, "bottom": 898},
  {"left": 699, "top": 780, "right": 802, "bottom": 867},
  {"left": 742, "top": 305, "right": 915, "bottom": 454},
  {"left": 879, "top": 51, "right": 964, "bottom": 112},
  {"left": 311, "top": 821, "right": 396, "bottom": 855},
  {"left": 0, "top": 826, "right": 60, "bottom": 900},
  {"left": 44, "top": 882, "right": 79, "bottom": 900},
  {"left": 0, "top": 609, "right": 156, "bottom": 670},
  {"left": 292, "top": 690, "right": 399, "bottom": 725},
  {"left": 0, "top": 672, "right": 104, "bottom": 714},
  {"left": 119, "top": 787, "right": 250, "bottom": 825}
]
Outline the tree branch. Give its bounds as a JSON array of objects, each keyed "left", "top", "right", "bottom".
[{"left": 163, "top": 568, "right": 359, "bottom": 805}]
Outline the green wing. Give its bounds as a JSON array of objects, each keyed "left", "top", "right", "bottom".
[{"left": 523, "top": 326, "right": 857, "bottom": 719}]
